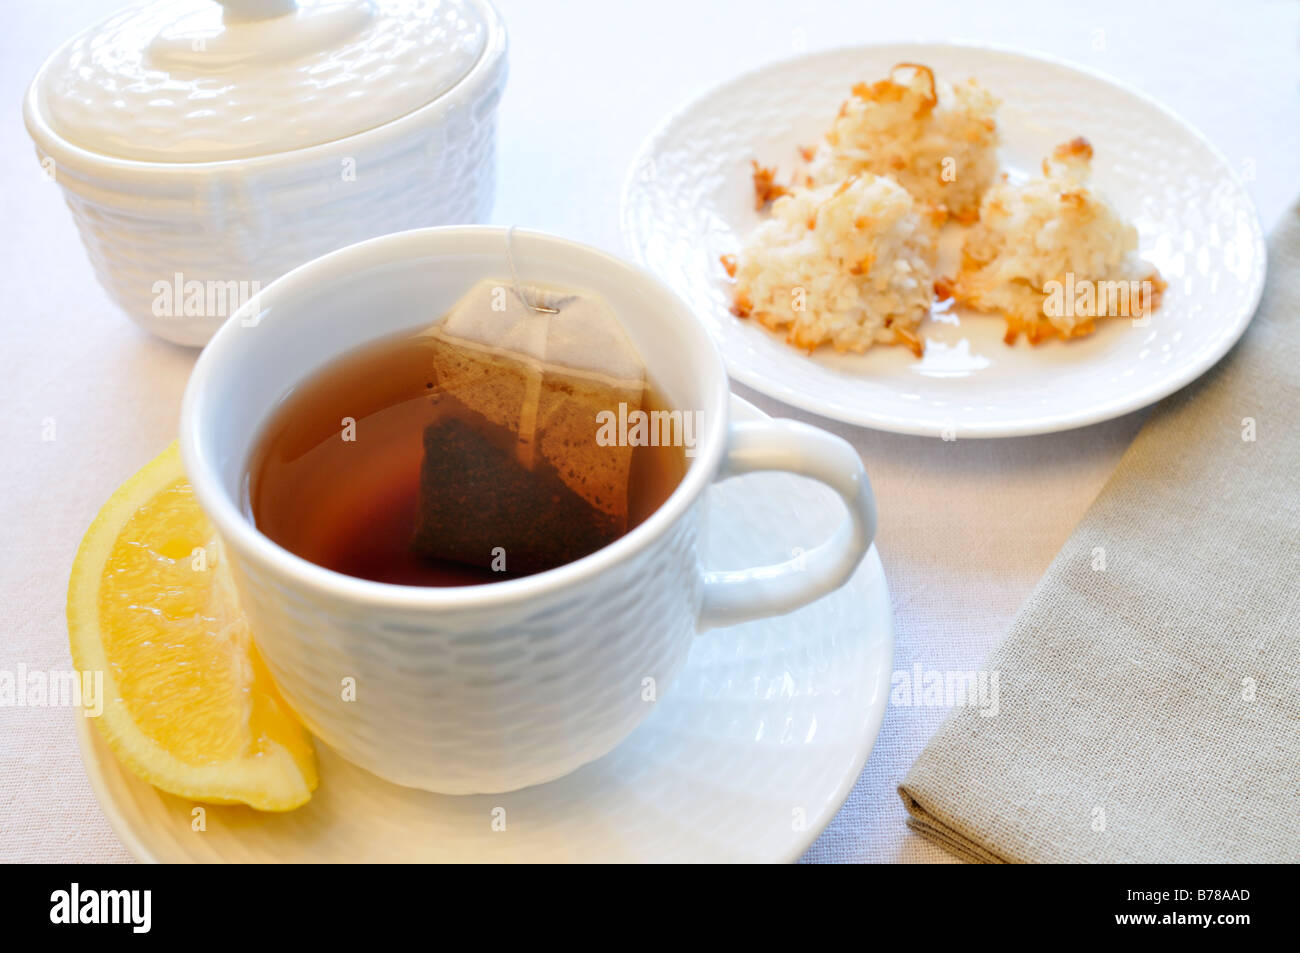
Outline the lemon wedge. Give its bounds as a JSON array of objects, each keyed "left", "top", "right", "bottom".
[{"left": 67, "top": 442, "right": 317, "bottom": 810}]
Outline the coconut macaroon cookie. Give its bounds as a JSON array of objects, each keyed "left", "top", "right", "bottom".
[
  {"left": 725, "top": 173, "right": 938, "bottom": 356},
  {"left": 943, "top": 138, "right": 1166, "bottom": 345},
  {"left": 804, "top": 64, "right": 1001, "bottom": 224}
]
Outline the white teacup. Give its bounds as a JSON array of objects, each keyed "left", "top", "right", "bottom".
[{"left": 180, "top": 227, "right": 877, "bottom": 794}]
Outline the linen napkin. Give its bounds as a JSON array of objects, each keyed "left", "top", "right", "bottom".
[{"left": 899, "top": 207, "right": 1300, "bottom": 864}]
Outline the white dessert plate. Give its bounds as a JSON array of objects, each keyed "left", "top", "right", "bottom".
[
  {"left": 621, "top": 43, "right": 1266, "bottom": 438},
  {"left": 76, "top": 396, "right": 893, "bottom": 863}
]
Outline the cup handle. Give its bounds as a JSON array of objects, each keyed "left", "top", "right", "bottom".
[{"left": 696, "top": 419, "right": 878, "bottom": 631}]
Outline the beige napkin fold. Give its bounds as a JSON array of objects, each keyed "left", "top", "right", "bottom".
[{"left": 899, "top": 207, "right": 1300, "bottom": 864}]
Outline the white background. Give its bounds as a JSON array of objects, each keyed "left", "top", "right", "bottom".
[{"left": 2, "top": 0, "right": 1297, "bottom": 862}]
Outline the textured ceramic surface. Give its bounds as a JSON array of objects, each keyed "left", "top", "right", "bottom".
[
  {"left": 23, "top": 0, "right": 507, "bottom": 347},
  {"left": 231, "top": 505, "right": 704, "bottom": 794},
  {"left": 79, "top": 397, "right": 895, "bottom": 863},
  {"left": 621, "top": 43, "right": 1266, "bottom": 438},
  {"left": 180, "top": 227, "right": 876, "bottom": 795},
  {"left": 34, "top": 0, "right": 489, "bottom": 162}
]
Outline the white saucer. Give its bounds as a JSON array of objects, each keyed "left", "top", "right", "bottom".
[
  {"left": 621, "top": 43, "right": 1266, "bottom": 438},
  {"left": 76, "top": 396, "right": 893, "bottom": 863}
]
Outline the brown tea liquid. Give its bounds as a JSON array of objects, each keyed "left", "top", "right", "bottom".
[{"left": 246, "top": 331, "right": 688, "bottom": 586}]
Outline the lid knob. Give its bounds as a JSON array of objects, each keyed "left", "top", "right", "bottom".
[{"left": 217, "top": 0, "right": 298, "bottom": 22}]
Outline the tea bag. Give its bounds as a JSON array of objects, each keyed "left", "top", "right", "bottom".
[{"left": 412, "top": 277, "right": 647, "bottom": 574}]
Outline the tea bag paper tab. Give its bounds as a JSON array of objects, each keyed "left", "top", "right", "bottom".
[{"left": 413, "top": 279, "right": 647, "bottom": 574}]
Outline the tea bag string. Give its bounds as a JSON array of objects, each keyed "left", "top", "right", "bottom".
[
  {"left": 505, "top": 226, "right": 548, "bottom": 470},
  {"left": 505, "top": 226, "right": 560, "bottom": 314}
]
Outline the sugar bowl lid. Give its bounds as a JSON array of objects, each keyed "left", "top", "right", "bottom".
[{"left": 31, "top": 0, "right": 497, "bottom": 163}]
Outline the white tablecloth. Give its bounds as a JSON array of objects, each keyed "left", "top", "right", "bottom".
[{"left": 2, "top": 0, "right": 1295, "bottom": 863}]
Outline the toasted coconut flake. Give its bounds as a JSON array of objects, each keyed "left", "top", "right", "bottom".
[
  {"left": 1054, "top": 136, "right": 1093, "bottom": 162},
  {"left": 890, "top": 63, "right": 938, "bottom": 115},
  {"left": 751, "top": 160, "right": 789, "bottom": 210},
  {"left": 894, "top": 326, "right": 924, "bottom": 357}
]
